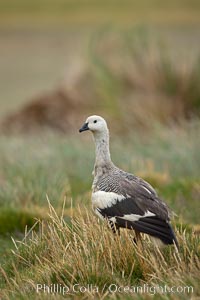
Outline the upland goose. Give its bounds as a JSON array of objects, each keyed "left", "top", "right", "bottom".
[{"left": 79, "top": 115, "right": 178, "bottom": 247}]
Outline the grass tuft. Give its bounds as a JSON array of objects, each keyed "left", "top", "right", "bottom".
[{"left": 0, "top": 202, "right": 199, "bottom": 299}]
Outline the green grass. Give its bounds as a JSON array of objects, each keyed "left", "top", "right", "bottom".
[
  {"left": 0, "top": 121, "right": 199, "bottom": 251},
  {"left": 0, "top": 120, "right": 199, "bottom": 226}
]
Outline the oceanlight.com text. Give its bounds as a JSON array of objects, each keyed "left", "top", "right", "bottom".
[{"left": 36, "top": 283, "right": 193, "bottom": 296}]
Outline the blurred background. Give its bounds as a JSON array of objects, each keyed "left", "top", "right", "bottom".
[
  {"left": 0, "top": 0, "right": 200, "bottom": 260},
  {"left": 1, "top": 0, "right": 200, "bottom": 133}
]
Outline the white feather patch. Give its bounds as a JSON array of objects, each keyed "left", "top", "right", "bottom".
[
  {"left": 119, "top": 210, "right": 155, "bottom": 222},
  {"left": 142, "top": 186, "right": 152, "bottom": 194},
  {"left": 92, "top": 191, "right": 125, "bottom": 210},
  {"left": 109, "top": 216, "right": 117, "bottom": 223}
]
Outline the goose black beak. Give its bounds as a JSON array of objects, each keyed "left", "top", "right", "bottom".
[{"left": 79, "top": 122, "right": 89, "bottom": 133}]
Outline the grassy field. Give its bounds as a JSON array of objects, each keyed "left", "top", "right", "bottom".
[
  {"left": 0, "top": 122, "right": 200, "bottom": 298},
  {"left": 0, "top": 1, "right": 200, "bottom": 299}
]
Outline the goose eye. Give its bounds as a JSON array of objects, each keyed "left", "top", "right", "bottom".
[{"left": 94, "top": 120, "right": 97, "bottom": 123}]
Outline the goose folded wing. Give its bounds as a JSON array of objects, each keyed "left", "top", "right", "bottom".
[
  {"left": 96, "top": 177, "right": 178, "bottom": 245},
  {"left": 98, "top": 177, "right": 170, "bottom": 222}
]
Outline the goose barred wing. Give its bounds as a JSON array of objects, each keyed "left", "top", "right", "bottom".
[
  {"left": 97, "top": 174, "right": 170, "bottom": 221},
  {"left": 119, "top": 176, "right": 170, "bottom": 220},
  {"left": 93, "top": 173, "right": 178, "bottom": 246}
]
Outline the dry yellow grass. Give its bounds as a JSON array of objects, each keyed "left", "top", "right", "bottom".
[{"left": 1, "top": 200, "right": 199, "bottom": 299}]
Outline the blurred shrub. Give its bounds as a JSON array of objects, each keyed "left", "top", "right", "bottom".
[
  {"left": 1, "top": 27, "right": 200, "bottom": 135},
  {"left": 89, "top": 27, "right": 200, "bottom": 130}
]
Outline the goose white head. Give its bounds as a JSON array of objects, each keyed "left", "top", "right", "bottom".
[
  {"left": 79, "top": 115, "right": 108, "bottom": 135},
  {"left": 79, "top": 115, "right": 112, "bottom": 167}
]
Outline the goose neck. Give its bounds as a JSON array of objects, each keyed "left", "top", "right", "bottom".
[{"left": 93, "top": 130, "right": 112, "bottom": 167}]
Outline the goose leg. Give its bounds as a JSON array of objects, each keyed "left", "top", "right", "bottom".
[
  {"left": 131, "top": 230, "right": 143, "bottom": 246},
  {"left": 108, "top": 220, "right": 120, "bottom": 235}
]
